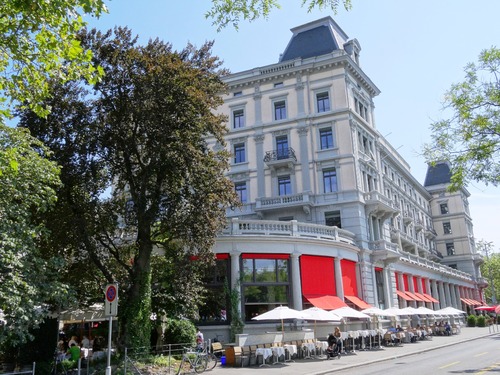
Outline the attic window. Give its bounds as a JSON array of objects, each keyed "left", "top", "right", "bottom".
[
  {"left": 274, "top": 82, "right": 284, "bottom": 88},
  {"left": 234, "top": 91, "right": 242, "bottom": 97}
]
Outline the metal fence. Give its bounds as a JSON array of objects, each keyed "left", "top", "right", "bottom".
[{"left": 123, "top": 342, "right": 196, "bottom": 375}]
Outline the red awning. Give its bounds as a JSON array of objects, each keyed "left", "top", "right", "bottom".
[
  {"left": 304, "top": 295, "right": 348, "bottom": 310},
  {"left": 422, "top": 293, "right": 439, "bottom": 303},
  {"left": 460, "top": 298, "right": 474, "bottom": 306},
  {"left": 404, "top": 291, "right": 424, "bottom": 302},
  {"left": 470, "top": 299, "right": 482, "bottom": 305},
  {"left": 345, "top": 295, "right": 372, "bottom": 310},
  {"left": 396, "top": 290, "right": 413, "bottom": 301},
  {"left": 413, "top": 292, "right": 433, "bottom": 303}
]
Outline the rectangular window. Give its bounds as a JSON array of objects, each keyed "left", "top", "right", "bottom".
[
  {"left": 233, "top": 109, "right": 245, "bottom": 128},
  {"left": 323, "top": 168, "right": 338, "bottom": 193},
  {"left": 276, "top": 136, "right": 289, "bottom": 160},
  {"left": 278, "top": 175, "right": 291, "bottom": 196},
  {"left": 317, "top": 92, "right": 330, "bottom": 112},
  {"left": 446, "top": 242, "right": 455, "bottom": 256},
  {"left": 234, "top": 182, "right": 247, "bottom": 203},
  {"left": 274, "top": 82, "right": 283, "bottom": 88},
  {"left": 354, "top": 97, "right": 368, "bottom": 120},
  {"left": 319, "top": 128, "right": 334, "bottom": 149},
  {"left": 443, "top": 222, "right": 452, "bottom": 234},
  {"left": 241, "top": 257, "right": 290, "bottom": 320},
  {"left": 234, "top": 143, "right": 245, "bottom": 163},
  {"left": 274, "top": 100, "right": 286, "bottom": 120},
  {"left": 325, "top": 211, "right": 341, "bottom": 228},
  {"left": 440, "top": 203, "right": 449, "bottom": 214},
  {"left": 234, "top": 91, "right": 242, "bottom": 97}
]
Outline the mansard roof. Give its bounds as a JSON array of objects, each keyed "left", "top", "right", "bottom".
[
  {"left": 279, "top": 16, "right": 348, "bottom": 63},
  {"left": 424, "top": 162, "right": 452, "bottom": 187}
]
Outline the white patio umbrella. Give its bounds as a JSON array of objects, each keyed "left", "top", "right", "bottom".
[
  {"left": 301, "top": 307, "right": 342, "bottom": 338},
  {"left": 252, "top": 306, "right": 309, "bottom": 334},
  {"left": 416, "top": 306, "right": 441, "bottom": 316},
  {"left": 361, "top": 307, "right": 397, "bottom": 317},
  {"left": 437, "top": 306, "right": 467, "bottom": 315},
  {"left": 332, "top": 306, "right": 370, "bottom": 319}
]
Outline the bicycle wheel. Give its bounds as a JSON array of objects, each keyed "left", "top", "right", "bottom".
[
  {"left": 175, "top": 358, "right": 189, "bottom": 375},
  {"left": 194, "top": 356, "right": 208, "bottom": 373},
  {"left": 205, "top": 353, "right": 218, "bottom": 371}
]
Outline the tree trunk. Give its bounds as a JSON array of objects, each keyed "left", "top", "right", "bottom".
[{"left": 119, "top": 225, "right": 153, "bottom": 350}]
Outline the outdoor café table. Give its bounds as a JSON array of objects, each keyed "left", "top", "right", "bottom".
[
  {"left": 347, "top": 331, "right": 360, "bottom": 353},
  {"left": 315, "top": 341, "right": 329, "bottom": 357},
  {"left": 340, "top": 331, "right": 349, "bottom": 353},
  {"left": 301, "top": 342, "right": 316, "bottom": 359},
  {"left": 271, "top": 346, "right": 285, "bottom": 364},
  {"left": 255, "top": 348, "right": 273, "bottom": 367},
  {"left": 359, "top": 330, "right": 370, "bottom": 350},
  {"left": 283, "top": 344, "right": 297, "bottom": 362}
]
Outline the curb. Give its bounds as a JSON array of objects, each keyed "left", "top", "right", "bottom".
[{"left": 309, "top": 332, "right": 499, "bottom": 375}]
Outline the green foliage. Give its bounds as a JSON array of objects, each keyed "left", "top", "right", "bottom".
[
  {"left": 467, "top": 314, "right": 477, "bottom": 327},
  {"left": 163, "top": 319, "right": 196, "bottom": 346},
  {"left": 424, "top": 47, "right": 500, "bottom": 190},
  {"left": 225, "top": 282, "right": 244, "bottom": 342},
  {"left": 206, "top": 0, "right": 352, "bottom": 31},
  {"left": 0, "top": 0, "right": 106, "bottom": 118},
  {"left": 18, "top": 26, "right": 239, "bottom": 350},
  {"left": 0, "top": 124, "right": 67, "bottom": 347},
  {"left": 478, "top": 241, "right": 500, "bottom": 304},
  {"left": 476, "top": 315, "right": 486, "bottom": 327}
]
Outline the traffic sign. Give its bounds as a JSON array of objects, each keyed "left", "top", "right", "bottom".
[{"left": 104, "top": 283, "right": 118, "bottom": 317}]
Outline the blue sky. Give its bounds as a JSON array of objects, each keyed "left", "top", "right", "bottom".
[{"left": 88, "top": 0, "right": 500, "bottom": 250}]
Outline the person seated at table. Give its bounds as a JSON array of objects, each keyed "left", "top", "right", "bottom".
[{"left": 444, "top": 322, "right": 451, "bottom": 336}]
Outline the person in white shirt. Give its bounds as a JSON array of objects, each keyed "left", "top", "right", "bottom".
[{"left": 195, "top": 327, "right": 204, "bottom": 351}]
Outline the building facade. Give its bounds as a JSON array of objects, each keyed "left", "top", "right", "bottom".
[{"left": 202, "top": 17, "right": 485, "bottom": 327}]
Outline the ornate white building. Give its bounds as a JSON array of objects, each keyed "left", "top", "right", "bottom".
[{"left": 202, "top": 17, "right": 486, "bottom": 327}]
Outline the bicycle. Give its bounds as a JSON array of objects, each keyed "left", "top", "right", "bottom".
[
  {"left": 198, "top": 346, "right": 218, "bottom": 371},
  {"left": 175, "top": 347, "right": 208, "bottom": 374}
]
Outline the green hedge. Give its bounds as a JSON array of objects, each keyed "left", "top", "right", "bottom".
[
  {"left": 467, "top": 314, "right": 477, "bottom": 327},
  {"left": 163, "top": 318, "right": 196, "bottom": 345},
  {"left": 476, "top": 315, "right": 486, "bottom": 327}
]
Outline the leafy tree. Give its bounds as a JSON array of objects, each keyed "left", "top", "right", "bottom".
[
  {"left": 478, "top": 240, "right": 500, "bottom": 304},
  {"left": 19, "top": 27, "right": 239, "bottom": 349},
  {"left": 0, "top": 124, "right": 65, "bottom": 347},
  {"left": 424, "top": 47, "right": 500, "bottom": 190},
  {"left": 0, "top": 0, "right": 106, "bottom": 119},
  {"left": 206, "top": 0, "right": 352, "bottom": 31}
]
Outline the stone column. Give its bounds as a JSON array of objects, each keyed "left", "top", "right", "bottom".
[
  {"left": 253, "top": 86, "right": 262, "bottom": 126},
  {"left": 446, "top": 282, "right": 453, "bottom": 307},
  {"left": 230, "top": 250, "right": 242, "bottom": 315},
  {"left": 334, "top": 257, "right": 344, "bottom": 300},
  {"left": 448, "top": 283, "right": 457, "bottom": 308},
  {"left": 430, "top": 279, "right": 438, "bottom": 309},
  {"left": 290, "top": 252, "right": 303, "bottom": 310},
  {"left": 383, "top": 266, "right": 394, "bottom": 308},
  {"left": 438, "top": 282, "right": 446, "bottom": 307},
  {"left": 297, "top": 126, "right": 311, "bottom": 193},
  {"left": 254, "top": 134, "right": 265, "bottom": 198}
]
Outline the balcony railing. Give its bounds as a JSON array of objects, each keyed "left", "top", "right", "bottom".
[
  {"left": 256, "top": 193, "right": 313, "bottom": 211},
  {"left": 221, "top": 218, "right": 356, "bottom": 245},
  {"left": 263, "top": 147, "right": 297, "bottom": 163},
  {"left": 399, "top": 252, "right": 473, "bottom": 281}
]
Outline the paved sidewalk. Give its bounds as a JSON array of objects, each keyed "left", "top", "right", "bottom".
[{"left": 212, "top": 326, "right": 500, "bottom": 375}]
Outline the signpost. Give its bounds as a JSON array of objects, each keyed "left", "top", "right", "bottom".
[{"left": 105, "top": 283, "right": 118, "bottom": 375}]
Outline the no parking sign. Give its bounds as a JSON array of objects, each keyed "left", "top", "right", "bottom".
[{"left": 105, "top": 283, "right": 118, "bottom": 317}]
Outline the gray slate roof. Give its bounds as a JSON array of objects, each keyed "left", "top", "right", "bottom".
[
  {"left": 279, "top": 25, "right": 339, "bottom": 62},
  {"left": 424, "top": 162, "right": 452, "bottom": 187}
]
